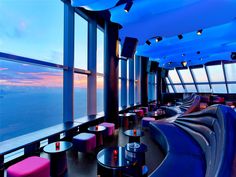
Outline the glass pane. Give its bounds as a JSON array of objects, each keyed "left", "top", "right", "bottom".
[
  {"left": 185, "top": 85, "right": 197, "bottom": 93},
  {"left": 97, "top": 76, "right": 104, "bottom": 113},
  {"left": 178, "top": 68, "right": 194, "bottom": 83},
  {"left": 168, "top": 85, "right": 174, "bottom": 93},
  {"left": 224, "top": 63, "right": 236, "bottom": 81},
  {"left": 127, "top": 80, "right": 129, "bottom": 106},
  {"left": 119, "top": 60, "right": 121, "bottom": 78},
  {"left": 74, "top": 15, "right": 88, "bottom": 70},
  {"left": 173, "top": 85, "right": 184, "bottom": 93},
  {"left": 97, "top": 28, "right": 104, "bottom": 74},
  {"left": 228, "top": 84, "right": 236, "bottom": 93},
  {"left": 191, "top": 67, "right": 208, "bottom": 82},
  {"left": 206, "top": 65, "right": 225, "bottom": 82},
  {"left": 197, "top": 84, "right": 211, "bottom": 93},
  {"left": 166, "top": 77, "right": 170, "bottom": 84},
  {"left": 168, "top": 69, "right": 181, "bottom": 83},
  {"left": 119, "top": 79, "right": 121, "bottom": 107},
  {"left": 0, "top": 0, "right": 63, "bottom": 64},
  {"left": 74, "top": 74, "right": 87, "bottom": 118},
  {"left": 0, "top": 60, "right": 63, "bottom": 141},
  {"left": 211, "top": 84, "right": 227, "bottom": 93}
]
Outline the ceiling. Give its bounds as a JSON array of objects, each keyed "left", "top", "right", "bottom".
[{"left": 72, "top": 0, "right": 236, "bottom": 68}]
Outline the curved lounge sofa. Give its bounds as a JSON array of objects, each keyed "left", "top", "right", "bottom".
[{"left": 149, "top": 105, "right": 236, "bottom": 177}]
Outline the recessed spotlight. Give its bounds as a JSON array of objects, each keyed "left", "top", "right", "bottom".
[
  {"left": 146, "top": 40, "right": 151, "bottom": 45},
  {"left": 178, "top": 34, "right": 183, "bottom": 40},
  {"left": 124, "top": 1, "right": 133, "bottom": 13},
  {"left": 197, "top": 51, "right": 200, "bottom": 54},
  {"left": 182, "top": 53, "right": 186, "bottom": 57},
  {"left": 197, "top": 29, "right": 203, "bottom": 35},
  {"left": 200, "top": 58, "right": 203, "bottom": 60},
  {"left": 181, "top": 61, "right": 187, "bottom": 67},
  {"left": 168, "top": 62, "right": 172, "bottom": 65},
  {"left": 155, "top": 36, "right": 162, "bottom": 42}
]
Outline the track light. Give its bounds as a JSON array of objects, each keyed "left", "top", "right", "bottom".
[
  {"left": 178, "top": 34, "right": 183, "bottom": 40},
  {"left": 155, "top": 36, "right": 162, "bottom": 42},
  {"left": 124, "top": 1, "right": 133, "bottom": 13},
  {"left": 181, "top": 61, "right": 187, "bottom": 67},
  {"left": 197, "top": 29, "right": 203, "bottom": 35},
  {"left": 146, "top": 40, "right": 151, "bottom": 45}
]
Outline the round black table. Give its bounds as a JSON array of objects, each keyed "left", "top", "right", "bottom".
[
  {"left": 125, "top": 142, "right": 147, "bottom": 165},
  {"left": 118, "top": 113, "right": 137, "bottom": 128},
  {"left": 87, "top": 125, "right": 106, "bottom": 146},
  {"left": 43, "top": 141, "right": 72, "bottom": 177},
  {"left": 124, "top": 129, "right": 144, "bottom": 143},
  {"left": 97, "top": 146, "right": 132, "bottom": 177}
]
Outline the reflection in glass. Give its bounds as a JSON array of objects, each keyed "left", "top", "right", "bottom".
[
  {"left": 97, "top": 76, "right": 104, "bottom": 113},
  {"left": 178, "top": 68, "right": 194, "bottom": 83},
  {"left": 74, "top": 74, "right": 87, "bottom": 118},
  {"left": 224, "top": 63, "right": 236, "bottom": 81},
  {"left": 206, "top": 65, "right": 225, "bottom": 82},
  {"left": 74, "top": 14, "right": 88, "bottom": 70},
  {"left": 168, "top": 69, "right": 181, "bottom": 83},
  {"left": 228, "top": 84, "right": 236, "bottom": 93},
  {"left": 191, "top": 68, "right": 208, "bottom": 82},
  {"left": 211, "top": 84, "right": 227, "bottom": 93},
  {"left": 0, "top": 60, "right": 63, "bottom": 141},
  {"left": 197, "top": 84, "right": 211, "bottom": 93}
]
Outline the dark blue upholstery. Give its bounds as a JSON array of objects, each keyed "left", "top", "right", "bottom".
[{"left": 149, "top": 105, "right": 236, "bottom": 177}]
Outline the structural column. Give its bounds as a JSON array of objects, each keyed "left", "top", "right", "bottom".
[
  {"left": 135, "top": 56, "right": 141, "bottom": 104},
  {"left": 140, "top": 56, "right": 148, "bottom": 106},
  {"left": 156, "top": 69, "right": 162, "bottom": 104},
  {"left": 63, "top": 2, "right": 74, "bottom": 122},
  {"left": 121, "top": 59, "right": 127, "bottom": 107},
  {"left": 87, "top": 19, "right": 97, "bottom": 115},
  {"left": 129, "top": 59, "right": 134, "bottom": 106},
  {"left": 104, "top": 21, "right": 119, "bottom": 125}
]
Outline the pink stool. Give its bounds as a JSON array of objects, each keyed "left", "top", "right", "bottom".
[
  {"left": 73, "top": 132, "right": 96, "bottom": 152},
  {"left": 141, "top": 117, "right": 155, "bottom": 128},
  {"left": 7, "top": 156, "right": 50, "bottom": 177},
  {"left": 99, "top": 122, "right": 115, "bottom": 136},
  {"left": 134, "top": 109, "right": 144, "bottom": 117}
]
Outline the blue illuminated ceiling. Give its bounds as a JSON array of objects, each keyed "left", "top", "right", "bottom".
[{"left": 72, "top": 0, "right": 236, "bottom": 68}]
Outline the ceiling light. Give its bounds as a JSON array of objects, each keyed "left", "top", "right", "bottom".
[
  {"left": 197, "top": 29, "right": 203, "bottom": 35},
  {"left": 124, "top": 1, "right": 133, "bottom": 13},
  {"left": 197, "top": 51, "right": 200, "bottom": 54},
  {"left": 182, "top": 53, "right": 186, "bottom": 57},
  {"left": 200, "top": 58, "right": 203, "bottom": 61},
  {"left": 178, "top": 34, "right": 183, "bottom": 40},
  {"left": 168, "top": 62, "right": 172, "bottom": 65},
  {"left": 146, "top": 40, "right": 151, "bottom": 45},
  {"left": 181, "top": 61, "right": 187, "bottom": 67},
  {"left": 155, "top": 36, "right": 162, "bottom": 42}
]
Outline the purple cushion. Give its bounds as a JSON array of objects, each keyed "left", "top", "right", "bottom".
[
  {"left": 142, "top": 117, "right": 155, "bottom": 128},
  {"left": 7, "top": 156, "right": 50, "bottom": 177},
  {"left": 99, "top": 122, "right": 115, "bottom": 136},
  {"left": 73, "top": 132, "right": 96, "bottom": 152}
]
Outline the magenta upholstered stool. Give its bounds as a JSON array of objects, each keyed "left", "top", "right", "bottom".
[
  {"left": 99, "top": 122, "right": 115, "bottom": 136},
  {"left": 134, "top": 109, "right": 144, "bottom": 118},
  {"left": 141, "top": 117, "right": 155, "bottom": 128},
  {"left": 72, "top": 132, "right": 96, "bottom": 152},
  {"left": 7, "top": 156, "right": 50, "bottom": 177}
]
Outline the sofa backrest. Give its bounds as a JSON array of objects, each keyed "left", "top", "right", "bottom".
[{"left": 174, "top": 105, "right": 236, "bottom": 177}]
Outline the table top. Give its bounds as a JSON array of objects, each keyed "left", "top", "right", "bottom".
[
  {"left": 119, "top": 113, "right": 136, "bottom": 117},
  {"left": 125, "top": 142, "right": 147, "bottom": 153},
  {"left": 124, "top": 129, "right": 144, "bottom": 137},
  {"left": 43, "top": 141, "right": 73, "bottom": 154},
  {"left": 87, "top": 125, "right": 106, "bottom": 132},
  {"left": 97, "top": 146, "right": 132, "bottom": 168}
]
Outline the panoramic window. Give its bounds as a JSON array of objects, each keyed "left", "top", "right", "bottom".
[
  {"left": 206, "top": 65, "right": 225, "bottom": 82},
  {"left": 74, "top": 14, "right": 88, "bottom": 70},
  {"left": 228, "top": 84, "right": 236, "bottom": 93},
  {"left": 173, "top": 85, "right": 184, "bottom": 93},
  {"left": 74, "top": 74, "right": 87, "bottom": 118},
  {"left": 191, "top": 67, "right": 208, "bottom": 83},
  {"left": 178, "top": 68, "right": 194, "bottom": 83},
  {"left": 0, "top": 60, "right": 63, "bottom": 141},
  {"left": 224, "top": 63, "right": 236, "bottom": 81},
  {"left": 168, "top": 69, "right": 181, "bottom": 83},
  {"left": 185, "top": 85, "right": 197, "bottom": 93},
  {"left": 211, "top": 84, "right": 227, "bottom": 93},
  {"left": 168, "top": 85, "right": 174, "bottom": 93},
  {"left": 96, "top": 27, "right": 104, "bottom": 112},
  {"left": 197, "top": 84, "right": 211, "bottom": 93},
  {"left": 0, "top": 0, "right": 63, "bottom": 64}
]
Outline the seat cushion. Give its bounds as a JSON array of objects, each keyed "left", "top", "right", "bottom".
[
  {"left": 99, "top": 122, "right": 115, "bottom": 136},
  {"left": 7, "top": 156, "right": 50, "bottom": 177},
  {"left": 73, "top": 133, "right": 96, "bottom": 152}
]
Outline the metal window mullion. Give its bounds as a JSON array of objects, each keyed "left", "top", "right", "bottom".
[
  {"left": 189, "top": 67, "right": 198, "bottom": 93},
  {"left": 176, "top": 68, "right": 186, "bottom": 93},
  {"left": 221, "top": 61, "right": 229, "bottom": 94},
  {"left": 167, "top": 75, "right": 176, "bottom": 93},
  {"left": 204, "top": 65, "right": 212, "bottom": 91}
]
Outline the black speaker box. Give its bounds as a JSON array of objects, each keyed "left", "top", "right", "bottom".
[
  {"left": 121, "top": 37, "right": 138, "bottom": 59},
  {"left": 231, "top": 52, "right": 236, "bottom": 60}
]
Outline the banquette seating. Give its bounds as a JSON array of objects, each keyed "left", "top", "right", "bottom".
[
  {"left": 149, "top": 105, "right": 236, "bottom": 177},
  {"left": 178, "top": 94, "right": 201, "bottom": 114}
]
